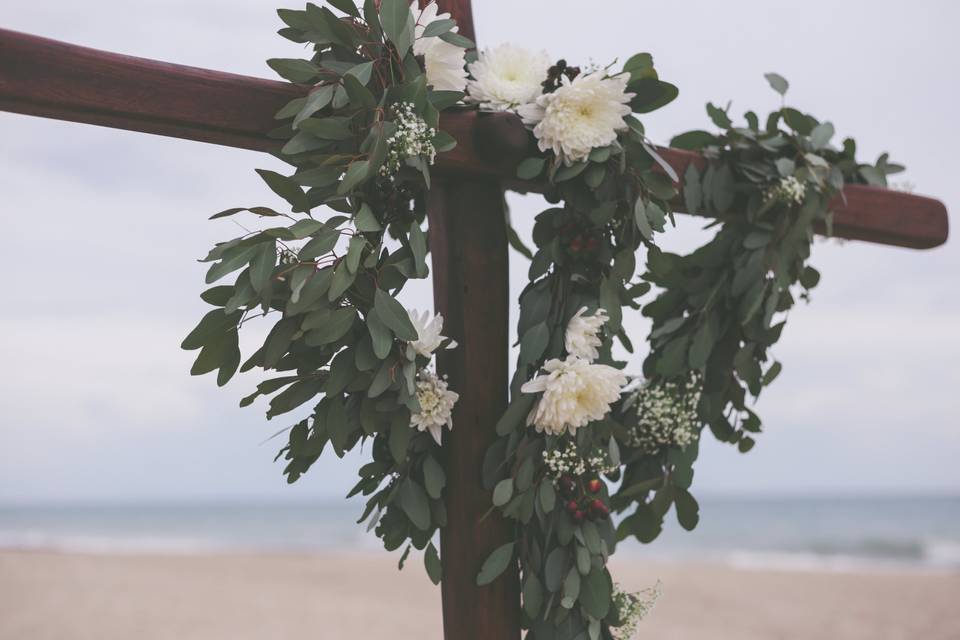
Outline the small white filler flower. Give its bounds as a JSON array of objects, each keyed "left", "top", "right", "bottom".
[
  {"left": 766, "top": 175, "right": 807, "bottom": 206},
  {"left": 521, "top": 356, "right": 627, "bottom": 436},
  {"left": 411, "top": 369, "right": 459, "bottom": 445},
  {"left": 517, "top": 72, "right": 634, "bottom": 164},
  {"left": 565, "top": 306, "right": 609, "bottom": 361},
  {"left": 466, "top": 44, "right": 551, "bottom": 112},
  {"left": 381, "top": 102, "right": 436, "bottom": 177},
  {"left": 411, "top": 2, "right": 468, "bottom": 92},
  {"left": 407, "top": 308, "right": 457, "bottom": 358}
]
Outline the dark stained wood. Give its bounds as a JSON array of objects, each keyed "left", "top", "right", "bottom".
[
  {"left": 431, "top": 0, "right": 477, "bottom": 42},
  {"left": 429, "top": 4, "right": 521, "bottom": 639},
  {"left": 636, "top": 147, "right": 951, "bottom": 250},
  {"left": 0, "top": 28, "right": 302, "bottom": 152},
  {"left": 428, "top": 178, "right": 521, "bottom": 640},
  {"left": 0, "top": 28, "right": 947, "bottom": 250}
]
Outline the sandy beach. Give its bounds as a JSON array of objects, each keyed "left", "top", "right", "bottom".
[{"left": 1, "top": 550, "right": 958, "bottom": 639}]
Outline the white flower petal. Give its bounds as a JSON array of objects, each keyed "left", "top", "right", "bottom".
[
  {"left": 407, "top": 309, "right": 453, "bottom": 358},
  {"left": 520, "top": 356, "right": 627, "bottom": 436},
  {"left": 411, "top": 3, "right": 467, "bottom": 93},
  {"left": 528, "top": 73, "right": 634, "bottom": 164},
  {"left": 411, "top": 369, "right": 459, "bottom": 446},
  {"left": 466, "top": 44, "right": 551, "bottom": 112},
  {"left": 565, "top": 306, "right": 609, "bottom": 361}
]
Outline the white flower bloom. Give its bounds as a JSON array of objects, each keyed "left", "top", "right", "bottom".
[
  {"left": 381, "top": 102, "right": 436, "bottom": 177},
  {"left": 411, "top": 369, "right": 459, "bottom": 445},
  {"left": 624, "top": 374, "right": 701, "bottom": 454},
  {"left": 466, "top": 44, "right": 551, "bottom": 111},
  {"left": 407, "top": 308, "right": 457, "bottom": 358},
  {"left": 411, "top": 2, "right": 468, "bottom": 92},
  {"left": 766, "top": 175, "right": 806, "bottom": 206},
  {"left": 565, "top": 306, "right": 609, "bottom": 361},
  {"left": 521, "top": 356, "right": 627, "bottom": 436},
  {"left": 517, "top": 72, "right": 634, "bottom": 164},
  {"left": 611, "top": 581, "right": 661, "bottom": 640}
]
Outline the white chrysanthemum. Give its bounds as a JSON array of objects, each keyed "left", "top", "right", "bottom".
[
  {"left": 565, "top": 306, "right": 609, "bottom": 361},
  {"left": 411, "top": 369, "right": 459, "bottom": 445},
  {"left": 466, "top": 44, "right": 551, "bottom": 111},
  {"left": 411, "top": 2, "right": 468, "bottom": 92},
  {"left": 407, "top": 308, "right": 457, "bottom": 358},
  {"left": 521, "top": 356, "right": 627, "bottom": 436},
  {"left": 517, "top": 73, "right": 634, "bottom": 164}
]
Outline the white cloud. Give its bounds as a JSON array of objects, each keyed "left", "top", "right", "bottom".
[{"left": 0, "top": 314, "right": 204, "bottom": 432}]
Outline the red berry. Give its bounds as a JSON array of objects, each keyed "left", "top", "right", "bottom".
[
  {"left": 587, "top": 479, "right": 603, "bottom": 494},
  {"left": 569, "top": 236, "right": 583, "bottom": 252},
  {"left": 585, "top": 237, "right": 599, "bottom": 251},
  {"left": 566, "top": 500, "right": 579, "bottom": 513},
  {"left": 589, "top": 499, "right": 610, "bottom": 519},
  {"left": 573, "top": 510, "right": 585, "bottom": 523}
]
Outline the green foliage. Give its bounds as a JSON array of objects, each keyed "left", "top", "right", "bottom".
[
  {"left": 187, "top": 8, "right": 905, "bottom": 635},
  {"left": 185, "top": 0, "right": 471, "bottom": 576}
]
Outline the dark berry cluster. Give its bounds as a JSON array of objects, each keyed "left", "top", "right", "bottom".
[
  {"left": 559, "top": 221, "right": 603, "bottom": 259},
  {"left": 541, "top": 59, "right": 582, "bottom": 94},
  {"left": 558, "top": 474, "right": 609, "bottom": 523}
]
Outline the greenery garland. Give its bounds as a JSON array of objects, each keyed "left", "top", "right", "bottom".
[{"left": 181, "top": 2, "right": 904, "bottom": 637}]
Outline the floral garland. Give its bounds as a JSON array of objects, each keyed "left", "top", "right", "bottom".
[{"left": 182, "top": 2, "right": 904, "bottom": 637}]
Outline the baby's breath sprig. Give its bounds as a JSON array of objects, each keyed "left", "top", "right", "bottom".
[
  {"left": 765, "top": 175, "right": 807, "bottom": 206},
  {"left": 380, "top": 101, "right": 437, "bottom": 178},
  {"left": 543, "top": 439, "right": 617, "bottom": 481},
  {"left": 622, "top": 374, "right": 701, "bottom": 454},
  {"left": 611, "top": 581, "right": 662, "bottom": 639}
]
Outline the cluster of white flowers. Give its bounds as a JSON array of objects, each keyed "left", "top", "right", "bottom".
[
  {"left": 542, "top": 441, "right": 617, "bottom": 479},
  {"left": 464, "top": 45, "right": 635, "bottom": 165},
  {"left": 380, "top": 102, "right": 437, "bottom": 178},
  {"left": 623, "top": 376, "right": 701, "bottom": 454},
  {"left": 611, "top": 581, "right": 662, "bottom": 640},
  {"left": 406, "top": 309, "right": 458, "bottom": 446},
  {"left": 766, "top": 175, "right": 807, "bottom": 206},
  {"left": 411, "top": 368, "right": 459, "bottom": 446},
  {"left": 412, "top": 2, "right": 468, "bottom": 92},
  {"left": 522, "top": 307, "right": 626, "bottom": 436}
]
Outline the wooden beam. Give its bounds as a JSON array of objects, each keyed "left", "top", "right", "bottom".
[
  {"left": 427, "top": 4, "right": 522, "bottom": 639},
  {"left": 0, "top": 27, "right": 948, "bottom": 251},
  {"left": 428, "top": 177, "right": 521, "bottom": 640}
]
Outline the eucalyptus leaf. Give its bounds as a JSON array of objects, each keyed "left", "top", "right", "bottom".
[{"left": 476, "top": 542, "right": 515, "bottom": 586}]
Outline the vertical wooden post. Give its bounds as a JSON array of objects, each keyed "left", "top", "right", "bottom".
[
  {"left": 425, "top": 3, "right": 521, "bottom": 639},
  {"left": 428, "top": 177, "right": 521, "bottom": 640}
]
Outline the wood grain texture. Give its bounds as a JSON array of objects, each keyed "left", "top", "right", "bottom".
[
  {"left": 432, "top": 0, "right": 477, "bottom": 41},
  {"left": 428, "top": 4, "right": 522, "bottom": 639},
  {"left": 428, "top": 178, "right": 521, "bottom": 640},
  {"left": 0, "top": 29, "right": 947, "bottom": 249}
]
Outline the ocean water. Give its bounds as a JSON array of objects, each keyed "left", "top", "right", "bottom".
[{"left": 1, "top": 495, "right": 957, "bottom": 573}]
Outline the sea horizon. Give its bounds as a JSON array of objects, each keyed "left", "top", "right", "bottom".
[{"left": 2, "top": 494, "right": 958, "bottom": 574}]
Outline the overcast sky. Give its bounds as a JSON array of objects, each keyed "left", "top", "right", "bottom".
[{"left": 1, "top": 0, "right": 957, "bottom": 503}]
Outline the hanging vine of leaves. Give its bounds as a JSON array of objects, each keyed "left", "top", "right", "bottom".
[{"left": 181, "top": 3, "right": 904, "bottom": 638}]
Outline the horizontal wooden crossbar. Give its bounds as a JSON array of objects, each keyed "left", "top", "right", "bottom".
[{"left": 0, "top": 28, "right": 948, "bottom": 249}]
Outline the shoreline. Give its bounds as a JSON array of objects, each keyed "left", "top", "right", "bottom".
[
  {"left": 0, "top": 541, "right": 956, "bottom": 576},
  {"left": 2, "top": 549, "right": 959, "bottom": 639}
]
